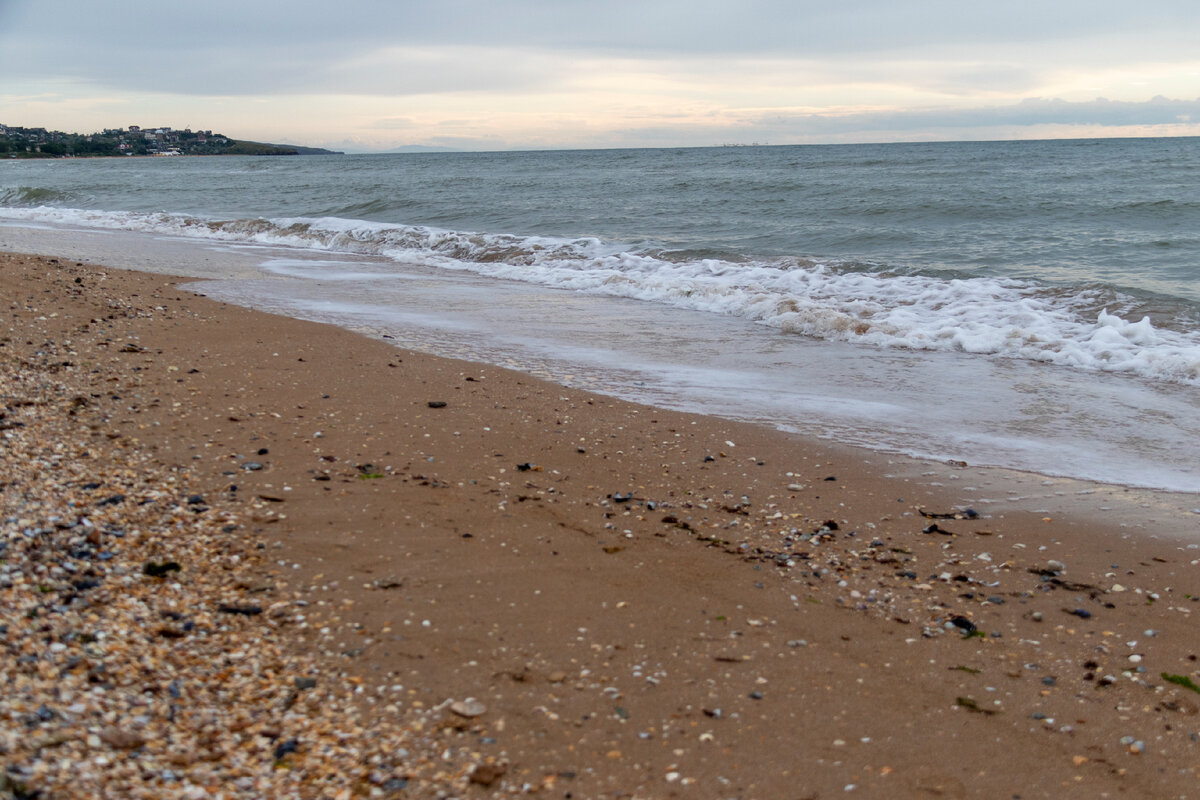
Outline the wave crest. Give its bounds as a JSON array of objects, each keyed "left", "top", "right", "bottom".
[
  {"left": 3, "top": 205, "right": 1198, "bottom": 385},
  {"left": 0, "top": 186, "right": 80, "bottom": 207}
]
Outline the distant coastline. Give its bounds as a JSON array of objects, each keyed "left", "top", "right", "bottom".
[{"left": 1, "top": 123, "right": 342, "bottom": 158}]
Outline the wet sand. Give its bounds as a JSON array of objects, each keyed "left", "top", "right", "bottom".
[{"left": 2, "top": 251, "right": 1199, "bottom": 799}]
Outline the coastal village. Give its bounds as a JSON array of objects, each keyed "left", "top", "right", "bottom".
[{"left": 0, "top": 124, "right": 336, "bottom": 157}]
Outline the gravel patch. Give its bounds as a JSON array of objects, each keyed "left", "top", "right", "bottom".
[{"left": 1, "top": 293, "right": 478, "bottom": 799}]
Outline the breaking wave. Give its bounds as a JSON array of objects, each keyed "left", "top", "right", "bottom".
[
  {"left": 3, "top": 205, "right": 1198, "bottom": 385},
  {"left": 0, "top": 186, "right": 81, "bottom": 207}
]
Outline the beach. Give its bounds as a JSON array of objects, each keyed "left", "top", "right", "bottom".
[{"left": 3, "top": 250, "right": 1200, "bottom": 798}]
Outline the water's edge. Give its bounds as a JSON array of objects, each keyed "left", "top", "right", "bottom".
[{"left": 4, "top": 221, "right": 1197, "bottom": 538}]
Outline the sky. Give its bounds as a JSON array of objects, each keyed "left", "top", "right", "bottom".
[{"left": 1, "top": 0, "right": 1199, "bottom": 152}]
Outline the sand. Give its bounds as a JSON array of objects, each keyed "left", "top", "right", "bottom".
[{"left": 2, "top": 251, "right": 1199, "bottom": 799}]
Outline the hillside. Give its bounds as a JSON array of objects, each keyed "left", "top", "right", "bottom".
[{"left": 1, "top": 124, "right": 342, "bottom": 158}]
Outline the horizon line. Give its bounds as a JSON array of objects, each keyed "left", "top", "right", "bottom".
[{"left": 338, "top": 131, "right": 1200, "bottom": 156}]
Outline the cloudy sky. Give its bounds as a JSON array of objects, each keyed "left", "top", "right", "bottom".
[{"left": 2, "top": 0, "right": 1198, "bottom": 151}]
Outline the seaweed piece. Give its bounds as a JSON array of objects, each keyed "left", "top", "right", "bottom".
[
  {"left": 956, "top": 696, "right": 997, "bottom": 715},
  {"left": 1162, "top": 673, "right": 1200, "bottom": 694}
]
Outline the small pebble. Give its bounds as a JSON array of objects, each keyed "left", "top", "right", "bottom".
[{"left": 450, "top": 698, "right": 488, "bottom": 718}]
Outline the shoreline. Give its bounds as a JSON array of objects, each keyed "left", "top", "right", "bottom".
[
  {"left": 3, "top": 218, "right": 1198, "bottom": 500},
  {"left": 3, "top": 251, "right": 1199, "bottom": 798}
]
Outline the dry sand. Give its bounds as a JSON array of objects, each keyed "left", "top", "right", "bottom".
[{"left": 2, "top": 251, "right": 1199, "bottom": 799}]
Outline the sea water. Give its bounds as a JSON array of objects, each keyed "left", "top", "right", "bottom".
[{"left": 2, "top": 138, "right": 1198, "bottom": 496}]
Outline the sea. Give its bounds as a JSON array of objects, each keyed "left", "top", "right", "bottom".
[{"left": 2, "top": 138, "right": 1199, "bottom": 510}]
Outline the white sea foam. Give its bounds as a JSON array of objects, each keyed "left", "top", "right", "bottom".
[{"left": 4, "top": 206, "right": 1199, "bottom": 386}]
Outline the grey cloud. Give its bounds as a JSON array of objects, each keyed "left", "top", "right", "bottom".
[
  {"left": 4, "top": 0, "right": 1199, "bottom": 96},
  {"left": 752, "top": 96, "right": 1200, "bottom": 137}
]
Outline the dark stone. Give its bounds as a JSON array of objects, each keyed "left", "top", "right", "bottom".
[
  {"left": 273, "top": 738, "right": 299, "bottom": 759},
  {"left": 143, "top": 561, "right": 182, "bottom": 578},
  {"left": 949, "top": 615, "right": 977, "bottom": 633},
  {"left": 1069, "top": 608, "right": 1093, "bottom": 619},
  {"left": 218, "top": 604, "right": 263, "bottom": 616},
  {"left": 427, "top": 401, "right": 447, "bottom": 408},
  {"left": 186, "top": 495, "right": 205, "bottom": 505},
  {"left": 257, "top": 448, "right": 269, "bottom": 455},
  {"left": 94, "top": 493, "right": 126, "bottom": 507},
  {"left": 293, "top": 677, "right": 318, "bottom": 690}
]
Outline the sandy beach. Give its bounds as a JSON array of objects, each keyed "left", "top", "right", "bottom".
[{"left": 3, "top": 251, "right": 1199, "bottom": 799}]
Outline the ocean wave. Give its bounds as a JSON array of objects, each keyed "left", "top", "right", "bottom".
[
  {"left": 0, "top": 186, "right": 81, "bottom": 207},
  {"left": 3, "top": 205, "right": 1199, "bottom": 385}
]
